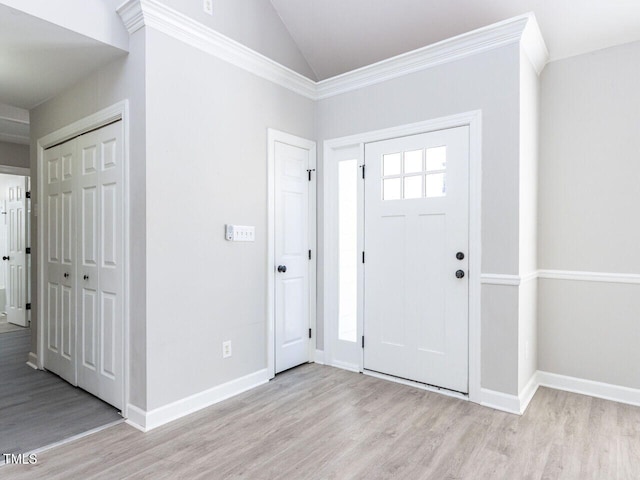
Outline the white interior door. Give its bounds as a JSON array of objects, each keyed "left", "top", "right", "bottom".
[
  {"left": 364, "top": 126, "right": 470, "bottom": 393},
  {"left": 43, "top": 140, "right": 77, "bottom": 384},
  {"left": 76, "top": 121, "right": 124, "bottom": 409},
  {"left": 274, "top": 138, "right": 312, "bottom": 374},
  {"left": 6, "top": 177, "right": 27, "bottom": 327}
]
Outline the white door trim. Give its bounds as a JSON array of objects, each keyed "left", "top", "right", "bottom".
[
  {"left": 322, "top": 110, "right": 482, "bottom": 404},
  {"left": 36, "top": 101, "right": 131, "bottom": 416},
  {"left": 0, "top": 166, "right": 30, "bottom": 176},
  {"left": 267, "top": 129, "right": 317, "bottom": 379}
]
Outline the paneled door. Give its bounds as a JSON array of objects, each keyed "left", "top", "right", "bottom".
[
  {"left": 42, "top": 120, "right": 124, "bottom": 409},
  {"left": 363, "top": 126, "right": 470, "bottom": 393},
  {"left": 43, "top": 139, "right": 77, "bottom": 384},
  {"left": 76, "top": 121, "right": 124, "bottom": 409},
  {"left": 6, "top": 177, "right": 28, "bottom": 327},
  {"left": 274, "top": 137, "right": 313, "bottom": 374}
]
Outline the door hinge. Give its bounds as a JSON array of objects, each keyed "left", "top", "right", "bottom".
[
  {"left": 308, "top": 249, "right": 312, "bottom": 260},
  {"left": 361, "top": 336, "right": 365, "bottom": 348},
  {"left": 309, "top": 328, "right": 312, "bottom": 339},
  {"left": 26, "top": 191, "right": 31, "bottom": 199},
  {"left": 361, "top": 164, "right": 366, "bottom": 179},
  {"left": 25, "top": 247, "right": 31, "bottom": 254},
  {"left": 362, "top": 251, "right": 365, "bottom": 263},
  {"left": 26, "top": 303, "right": 31, "bottom": 310},
  {"left": 307, "top": 169, "right": 316, "bottom": 181}
]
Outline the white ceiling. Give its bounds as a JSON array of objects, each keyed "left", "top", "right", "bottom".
[
  {"left": 270, "top": 0, "right": 640, "bottom": 80},
  {"left": 0, "top": 4, "right": 126, "bottom": 110}
]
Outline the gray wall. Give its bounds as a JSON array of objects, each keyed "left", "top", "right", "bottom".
[
  {"left": 538, "top": 41, "right": 640, "bottom": 389},
  {"left": 29, "top": 30, "right": 147, "bottom": 409},
  {"left": 316, "top": 44, "right": 523, "bottom": 394},
  {"left": 0, "top": 141, "right": 29, "bottom": 168},
  {"left": 144, "top": 28, "right": 315, "bottom": 410},
  {"left": 157, "top": 0, "right": 316, "bottom": 80}
]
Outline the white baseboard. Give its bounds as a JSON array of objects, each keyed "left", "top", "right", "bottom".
[
  {"left": 125, "top": 368, "right": 269, "bottom": 432},
  {"left": 518, "top": 371, "right": 540, "bottom": 414},
  {"left": 26, "top": 352, "right": 39, "bottom": 370},
  {"left": 124, "top": 404, "right": 148, "bottom": 432},
  {"left": 537, "top": 370, "right": 640, "bottom": 407},
  {"left": 314, "top": 350, "right": 324, "bottom": 365},
  {"left": 480, "top": 388, "right": 522, "bottom": 415}
]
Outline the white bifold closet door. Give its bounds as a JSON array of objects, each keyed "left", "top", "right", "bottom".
[{"left": 43, "top": 121, "right": 124, "bottom": 409}]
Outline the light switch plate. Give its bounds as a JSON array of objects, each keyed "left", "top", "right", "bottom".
[{"left": 225, "top": 225, "right": 255, "bottom": 242}]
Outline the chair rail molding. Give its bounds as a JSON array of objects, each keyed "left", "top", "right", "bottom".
[{"left": 117, "top": 1, "right": 548, "bottom": 100}]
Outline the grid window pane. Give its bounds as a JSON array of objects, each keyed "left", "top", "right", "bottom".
[
  {"left": 383, "top": 153, "right": 401, "bottom": 176},
  {"left": 403, "top": 150, "right": 423, "bottom": 174},
  {"left": 404, "top": 175, "right": 422, "bottom": 199},
  {"left": 426, "top": 146, "right": 447, "bottom": 171},
  {"left": 426, "top": 173, "right": 446, "bottom": 197},
  {"left": 383, "top": 178, "right": 401, "bottom": 200}
]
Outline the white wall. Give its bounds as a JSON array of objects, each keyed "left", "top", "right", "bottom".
[
  {"left": 317, "top": 44, "right": 523, "bottom": 394},
  {"left": 538, "top": 41, "right": 640, "bottom": 390},
  {"left": 156, "top": 0, "right": 316, "bottom": 80},
  {"left": 0, "top": 141, "right": 29, "bottom": 168},
  {"left": 29, "top": 31, "right": 147, "bottom": 409},
  {"left": 0, "top": 0, "right": 129, "bottom": 51},
  {"left": 144, "top": 28, "right": 315, "bottom": 410}
]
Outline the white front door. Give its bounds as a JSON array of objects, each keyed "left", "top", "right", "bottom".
[
  {"left": 274, "top": 137, "right": 313, "bottom": 374},
  {"left": 76, "top": 122, "right": 124, "bottom": 409},
  {"left": 364, "top": 126, "right": 470, "bottom": 393},
  {"left": 6, "top": 177, "right": 27, "bottom": 327}
]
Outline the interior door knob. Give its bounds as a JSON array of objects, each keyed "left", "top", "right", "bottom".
[
  {"left": 64, "top": 272, "right": 70, "bottom": 278},
  {"left": 84, "top": 275, "right": 89, "bottom": 280},
  {"left": 456, "top": 252, "right": 465, "bottom": 260},
  {"left": 277, "top": 265, "right": 287, "bottom": 273},
  {"left": 455, "top": 270, "right": 465, "bottom": 279},
  {"left": 2, "top": 256, "right": 9, "bottom": 261}
]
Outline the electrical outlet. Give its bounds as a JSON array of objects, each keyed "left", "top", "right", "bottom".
[
  {"left": 222, "top": 340, "right": 232, "bottom": 358},
  {"left": 203, "top": 0, "right": 213, "bottom": 15}
]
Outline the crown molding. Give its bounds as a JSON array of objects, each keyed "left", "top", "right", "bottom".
[
  {"left": 316, "top": 14, "right": 539, "bottom": 99},
  {"left": 117, "top": 2, "right": 548, "bottom": 101},
  {"left": 117, "top": 0, "right": 317, "bottom": 99},
  {"left": 520, "top": 13, "right": 549, "bottom": 75}
]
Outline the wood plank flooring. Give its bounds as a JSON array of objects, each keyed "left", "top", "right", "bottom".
[
  {"left": 0, "top": 314, "right": 26, "bottom": 334},
  {"left": 2, "top": 363, "right": 640, "bottom": 479},
  {"left": 0, "top": 329, "right": 121, "bottom": 457}
]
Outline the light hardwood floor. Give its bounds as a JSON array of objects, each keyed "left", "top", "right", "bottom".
[
  {"left": 2, "top": 363, "right": 640, "bottom": 479},
  {"left": 0, "top": 329, "right": 121, "bottom": 457}
]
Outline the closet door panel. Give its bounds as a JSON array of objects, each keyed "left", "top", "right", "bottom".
[
  {"left": 76, "top": 121, "right": 123, "bottom": 410},
  {"left": 43, "top": 140, "right": 77, "bottom": 385}
]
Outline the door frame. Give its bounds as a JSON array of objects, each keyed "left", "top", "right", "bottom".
[
  {"left": 267, "top": 129, "right": 317, "bottom": 379},
  {"left": 322, "top": 110, "right": 482, "bottom": 404},
  {"left": 36, "top": 101, "right": 130, "bottom": 415}
]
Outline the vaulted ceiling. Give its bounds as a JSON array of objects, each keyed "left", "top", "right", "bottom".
[{"left": 270, "top": 0, "right": 640, "bottom": 80}]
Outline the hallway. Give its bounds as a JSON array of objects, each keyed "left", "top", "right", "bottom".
[{"left": 0, "top": 329, "right": 121, "bottom": 458}]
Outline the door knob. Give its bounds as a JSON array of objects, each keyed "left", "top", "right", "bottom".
[
  {"left": 2, "top": 256, "right": 8, "bottom": 261},
  {"left": 64, "top": 272, "right": 70, "bottom": 278},
  {"left": 84, "top": 275, "right": 89, "bottom": 280},
  {"left": 456, "top": 252, "right": 465, "bottom": 260},
  {"left": 277, "top": 265, "right": 287, "bottom": 273},
  {"left": 455, "top": 270, "right": 465, "bottom": 279}
]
